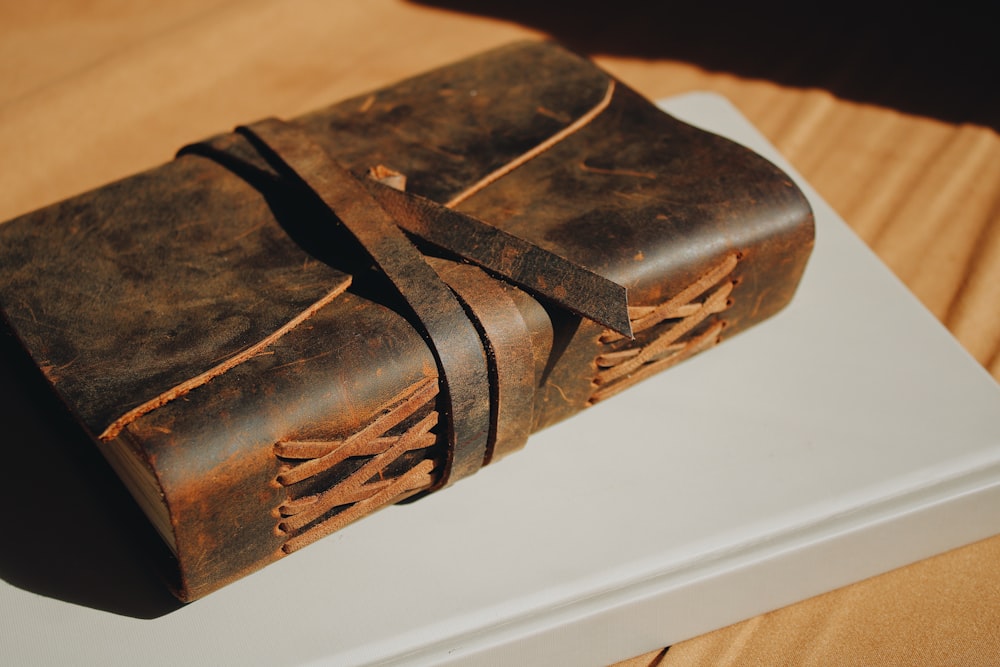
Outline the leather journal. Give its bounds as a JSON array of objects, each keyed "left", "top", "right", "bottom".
[{"left": 0, "top": 41, "right": 814, "bottom": 601}]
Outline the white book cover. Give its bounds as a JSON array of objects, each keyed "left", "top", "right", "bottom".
[{"left": 1, "top": 93, "right": 998, "bottom": 666}]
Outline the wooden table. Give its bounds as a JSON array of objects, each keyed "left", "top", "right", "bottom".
[{"left": 2, "top": 2, "right": 997, "bottom": 663}]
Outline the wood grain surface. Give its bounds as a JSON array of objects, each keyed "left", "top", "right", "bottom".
[{"left": 1, "top": 1, "right": 997, "bottom": 664}]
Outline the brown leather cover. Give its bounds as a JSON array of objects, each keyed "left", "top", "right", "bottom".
[{"left": 0, "top": 41, "right": 814, "bottom": 601}]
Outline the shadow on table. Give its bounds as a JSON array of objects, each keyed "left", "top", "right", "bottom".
[
  {"left": 0, "top": 328, "right": 182, "bottom": 619},
  {"left": 411, "top": 0, "right": 998, "bottom": 130}
]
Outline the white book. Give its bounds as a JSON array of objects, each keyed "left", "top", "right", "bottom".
[{"left": 1, "top": 93, "right": 997, "bottom": 667}]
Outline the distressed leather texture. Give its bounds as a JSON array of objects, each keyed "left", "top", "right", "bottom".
[{"left": 0, "top": 41, "right": 813, "bottom": 600}]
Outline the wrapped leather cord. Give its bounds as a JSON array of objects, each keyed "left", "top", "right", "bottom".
[{"left": 240, "top": 118, "right": 491, "bottom": 487}]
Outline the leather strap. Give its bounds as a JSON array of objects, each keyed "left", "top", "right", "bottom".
[
  {"left": 364, "top": 180, "right": 632, "bottom": 337},
  {"left": 431, "top": 259, "right": 535, "bottom": 463},
  {"left": 239, "top": 118, "right": 491, "bottom": 487}
]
